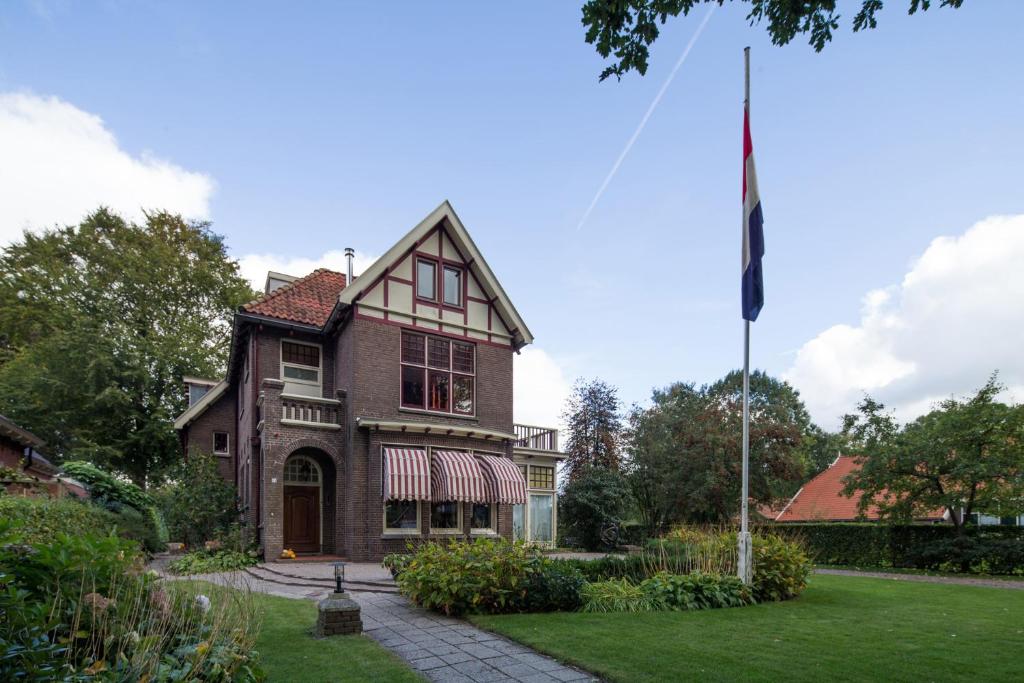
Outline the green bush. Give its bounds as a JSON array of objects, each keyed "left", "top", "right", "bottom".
[
  {"left": 382, "top": 552, "right": 411, "bottom": 578},
  {"left": 167, "top": 549, "right": 259, "bottom": 575},
  {"left": 0, "top": 496, "right": 117, "bottom": 545},
  {"left": 397, "top": 538, "right": 546, "bottom": 615},
  {"left": 580, "top": 578, "right": 662, "bottom": 613},
  {"left": 519, "top": 561, "right": 586, "bottom": 612},
  {"left": 749, "top": 532, "right": 811, "bottom": 601},
  {"left": 559, "top": 466, "right": 632, "bottom": 551},
  {"left": 0, "top": 519, "right": 265, "bottom": 681},
  {"left": 108, "top": 503, "right": 165, "bottom": 554},
  {"left": 641, "top": 572, "right": 754, "bottom": 610},
  {"left": 774, "top": 523, "right": 1024, "bottom": 575},
  {"left": 155, "top": 453, "right": 239, "bottom": 548},
  {"left": 60, "top": 460, "right": 153, "bottom": 510}
]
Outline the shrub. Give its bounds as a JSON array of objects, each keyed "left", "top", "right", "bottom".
[
  {"left": 641, "top": 572, "right": 754, "bottom": 610},
  {"left": 167, "top": 549, "right": 260, "bottom": 575},
  {"left": 107, "top": 503, "right": 165, "bottom": 554},
  {"left": 749, "top": 532, "right": 811, "bottom": 601},
  {"left": 382, "top": 552, "right": 411, "bottom": 578},
  {"left": 581, "top": 578, "right": 662, "bottom": 613},
  {"left": 0, "top": 495, "right": 117, "bottom": 545},
  {"left": 396, "top": 538, "right": 539, "bottom": 615},
  {"left": 60, "top": 460, "right": 153, "bottom": 510},
  {"left": 519, "top": 561, "right": 586, "bottom": 612},
  {"left": 559, "top": 466, "right": 632, "bottom": 551},
  {"left": 155, "top": 453, "right": 239, "bottom": 548}
]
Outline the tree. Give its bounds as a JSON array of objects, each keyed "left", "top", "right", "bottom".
[
  {"left": 154, "top": 452, "right": 239, "bottom": 548},
  {"left": 559, "top": 465, "right": 632, "bottom": 550},
  {"left": 842, "top": 374, "right": 1024, "bottom": 535},
  {"left": 582, "top": 0, "right": 965, "bottom": 81},
  {"left": 625, "top": 370, "right": 806, "bottom": 533},
  {"left": 0, "top": 209, "right": 255, "bottom": 486},
  {"left": 561, "top": 378, "right": 624, "bottom": 479}
]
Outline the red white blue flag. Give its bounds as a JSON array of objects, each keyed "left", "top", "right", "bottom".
[{"left": 742, "top": 102, "right": 765, "bottom": 322}]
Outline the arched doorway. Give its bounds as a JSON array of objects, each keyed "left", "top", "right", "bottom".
[{"left": 283, "top": 454, "right": 323, "bottom": 554}]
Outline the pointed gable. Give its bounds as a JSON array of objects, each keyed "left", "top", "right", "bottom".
[
  {"left": 242, "top": 269, "right": 347, "bottom": 327},
  {"left": 339, "top": 201, "right": 533, "bottom": 349}
]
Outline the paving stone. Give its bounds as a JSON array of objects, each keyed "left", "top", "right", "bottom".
[
  {"left": 546, "top": 670, "right": 593, "bottom": 682},
  {"left": 513, "top": 654, "right": 563, "bottom": 672},
  {"left": 441, "top": 651, "right": 477, "bottom": 665},
  {"left": 426, "top": 668, "right": 476, "bottom": 683},
  {"left": 497, "top": 663, "right": 544, "bottom": 678},
  {"left": 412, "top": 656, "right": 449, "bottom": 671},
  {"left": 517, "top": 674, "right": 558, "bottom": 683},
  {"left": 460, "top": 643, "right": 503, "bottom": 659}
]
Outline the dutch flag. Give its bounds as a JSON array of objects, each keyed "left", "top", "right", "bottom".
[{"left": 742, "top": 102, "right": 765, "bottom": 322}]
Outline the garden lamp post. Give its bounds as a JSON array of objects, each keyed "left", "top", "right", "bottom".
[{"left": 333, "top": 561, "right": 345, "bottom": 594}]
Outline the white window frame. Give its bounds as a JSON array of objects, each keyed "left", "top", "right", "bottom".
[
  {"left": 399, "top": 330, "right": 476, "bottom": 417},
  {"left": 212, "top": 431, "right": 230, "bottom": 457},
  {"left": 381, "top": 443, "right": 425, "bottom": 536},
  {"left": 442, "top": 265, "right": 463, "bottom": 307},
  {"left": 280, "top": 339, "right": 322, "bottom": 390}
]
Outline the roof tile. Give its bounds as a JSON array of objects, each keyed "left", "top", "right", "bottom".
[{"left": 241, "top": 269, "right": 346, "bottom": 327}]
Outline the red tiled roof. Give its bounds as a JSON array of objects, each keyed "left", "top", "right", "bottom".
[
  {"left": 241, "top": 269, "right": 346, "bottom": 327},
  {"left": 775, "top": 455, "right": 945, "bottom": 522},
  {"left": 776, "top": 456, "right": 878, "bottom": 522}
]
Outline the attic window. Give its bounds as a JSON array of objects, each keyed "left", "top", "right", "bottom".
[
  {"left": 416, "top": 259, "right": 437, "bottom": 301},
  {"left": 443, "top": 266, "right": 462, "bottom": 307},
  {"left": 213, "top": 431, "right": 229, "bottom": 456}
]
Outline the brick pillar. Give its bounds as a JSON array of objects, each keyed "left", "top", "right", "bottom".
[{"left": 260, "top": 378, "right": 286, "bottom": 561}]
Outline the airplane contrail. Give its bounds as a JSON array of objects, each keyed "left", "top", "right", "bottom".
[{"left": 575, "top": 5, "right": 716, "bottom": 232}]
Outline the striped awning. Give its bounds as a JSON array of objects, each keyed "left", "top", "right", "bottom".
[
  {"left": 383, "top": 447, "right": 431, "bottom": 501},
  {"left": 476, "top": 454, "right": 527, "bottom": 505},
  {"left": 430, "top": 450, "right": 488, "bottom": 503}
]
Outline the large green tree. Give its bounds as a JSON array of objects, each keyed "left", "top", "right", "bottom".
[
  {"left": 561, "top": 378, "right": 625, "bottom": 479},
  {"left": 0, "top": 209, "right": 255, "bottom": 486},
  {"left": 626, "top": 370, "right": 807, "bottom": 532},
  {"left": 841, "top": 375, "right": 1024, "bottom": 534},
  {"left": 583, "top": 0, "right": 965, "bottom": 81}
]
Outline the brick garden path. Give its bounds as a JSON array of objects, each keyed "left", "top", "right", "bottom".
[{"left": 156, "top": 558, "right": 597, "bottom": 683}]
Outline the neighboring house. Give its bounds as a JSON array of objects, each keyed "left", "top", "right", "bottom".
[
  {"left": 770, "top": 455, "right": 947, "bottom": 523},
  {"left": 174, "top": 202, "right": 565, "bottom": 560},
  {"left": 0, "top": 414, "right": 87, "bottom": 498}
]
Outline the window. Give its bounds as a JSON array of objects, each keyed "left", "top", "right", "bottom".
[
  {"left": 471, "top": 503, "right": 494, "bottom": 533},
  {"left": 416, "top": 259, "right": 437, "bottom": 300},
  {"left": 430, "top": 501, "right": 460, "bottom": 532},
  {"left": 529, "top": 466, "right": 554, "bottom": 490},
  {"left": 529, "top": 494, "right": 553, "bottom": 544},
  {"left": 284, "top": 456, "right": 320, "bottom": 484},
  {"left": 213, "top": 431, "right": 229, "bottom": 456},
  {"left": 384, "top": 500, "right": 419, "bottom": 532},
  {"left": 281, "top": 340, "right": 321, "bottom": 393},
  {"left": 443, "top": 266, "right": 462, "bottom": 307},
  {"left": 400, "top": 330, "right": 475, "bottom": 415},
  {"left": 512, "top": 503, "right": 525, "bottom": 541}
]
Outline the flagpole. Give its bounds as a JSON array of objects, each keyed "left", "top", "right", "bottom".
[{"left": 739, "top": 46, "right": 753, "bottom": 586}]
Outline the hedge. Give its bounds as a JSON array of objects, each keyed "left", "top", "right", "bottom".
[
  {"left": 773, "top": 523, "right": 1024, "bottom": 574},
  {"left": 0, "top": 495, "right": 118, "bottom": 545}
]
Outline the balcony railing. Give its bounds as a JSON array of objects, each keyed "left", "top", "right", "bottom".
[
  {"left": 513, "top": 423, "right": 559, "bottom": 452},
  {"left": 280, "top": 394, "right": 341, "bottom": 429}
]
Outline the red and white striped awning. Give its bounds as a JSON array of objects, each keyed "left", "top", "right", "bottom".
[
  {"left": 430, "top": 450, "right": 488, "bottom": 503},
  {"left": 383, "top": 447, "right": 431, "bottom": 501},
  {"left": 476, "top": 454, "right": 527, "bottom": 505}
]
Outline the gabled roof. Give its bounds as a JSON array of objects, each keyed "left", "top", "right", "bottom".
[
  {"left": 241, "top": 269, "right": 347, "bottom": 327},
  {"left": 0, "top": 414, "right": 46, "bottom": 451},
  {"left": 173, "top": 380, "right": 229, "bottom": 430},
  {"left": 338, "top": 201, "right": 534, "bottom": 349},
  {"left": 774, "top": 455, "right": 946, "bottom": 523}
]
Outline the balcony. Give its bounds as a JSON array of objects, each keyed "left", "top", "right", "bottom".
[
  {"left": 513, "top": 423, "right": 559, "bottom": 452},
  {"left": 281, "top": 394, "right": 341, "bottom": 429}
]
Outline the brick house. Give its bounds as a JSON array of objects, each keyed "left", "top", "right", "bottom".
[
  {"left": 174, "top": 202, "right": 564, "bottom": 560},
  {"left": 0, "top": 414, "right": 87, "bottom": 498}
]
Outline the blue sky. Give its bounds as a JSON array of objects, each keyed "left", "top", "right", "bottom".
[{"left": 2, "top": 1, "right": 1022, "bottom": 430}]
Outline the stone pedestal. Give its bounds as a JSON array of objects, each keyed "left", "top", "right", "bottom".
[{"left": 315, "top": 592, "right": 362, "bottom": 636}]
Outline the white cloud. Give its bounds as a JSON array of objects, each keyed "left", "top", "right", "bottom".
[
  {"left": 0, "top": 92, "right": 214, "bottom": 242},
  {"left": 236, "top": 249, "right": 380, "bottom": 292},
  {"left": 514, "top": 347, "right": 572, "bottom": 431},
  {"left": 785, "top": 214, "right": 1024, "bottom": 428}
]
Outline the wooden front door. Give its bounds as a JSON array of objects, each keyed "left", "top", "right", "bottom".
[{"left": 283, "top": 485, "right": 320, "bottom": 554}]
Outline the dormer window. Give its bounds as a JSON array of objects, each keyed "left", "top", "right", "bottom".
[
  {"left": 416, "top": 258, "right": 437, "bottom": 301},
  {"left": 443, "top": 266, "right": 462, "bottom": 307}
]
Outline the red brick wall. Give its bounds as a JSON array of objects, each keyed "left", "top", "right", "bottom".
[
  {"left": 184, "top": 389, "right": 237, "bottom": 483},
  {"left": 0, "top": 436, "right": 23, "bottom": 470}
]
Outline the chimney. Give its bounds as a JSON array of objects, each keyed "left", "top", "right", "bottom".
[{"left": 344, "top": 247, "right": 355, "bottom": 284}]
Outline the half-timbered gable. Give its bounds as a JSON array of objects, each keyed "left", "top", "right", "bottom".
[{"left": 338, "top": 201, "right": 533, "bottom": 351}]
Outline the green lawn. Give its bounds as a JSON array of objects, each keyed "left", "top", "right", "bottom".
[
  {"left": 469, "top": 574, "right": 1024, "bottom": 682},
  {"left": 254, "top": 592, "right": 421, "bottom": 682}
]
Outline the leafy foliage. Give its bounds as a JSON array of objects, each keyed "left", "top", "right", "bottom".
[
  {"left": 0, "top": 520, "right": 265, "bottom": 681},
  {"left": 842, "top": 375, "right": 1024, "bottom": 534},
  {"left": 382, "top": 552, "right": 411, "bottom": 578},
  {"left": 580, "top": 577, "right": 661, "bottom": 613},
  {"left": 559, "top": 465, "right": 632, "bottom": 551},
  {"left": 776, "top": 522, "right": 1024, "bottom": 575},
  {"left": 582, "top": 0, "right": 966, "bottom": 81},
  {"left": 167, "top": 550, "right": 259, "bottom": 575},
  {"left": 626, "top": 371, "right": 807, "bottom": 531},
  {"left": 0, "top": 208, "right": 255, "bottom": 485},
  {"left": 519, "top": 562, "right": 586, "bottom": 612},
  {"left": 60, "top": 460, "right": 153, "bottom": 509},
  {"left": 155, "top": 453, "right": 239, "bottom": 548},
  {"left": 640, "top": 571, "right": 753, "bottom": 610},
  {"left": 562, "top": 378, "right": 625, "bottom": 479},
  {"left": 0, "top": 495, "right": 118, "bottom": 545},
  {"left": 747, "top": 531, "right": 811, "bottom": 601}
]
